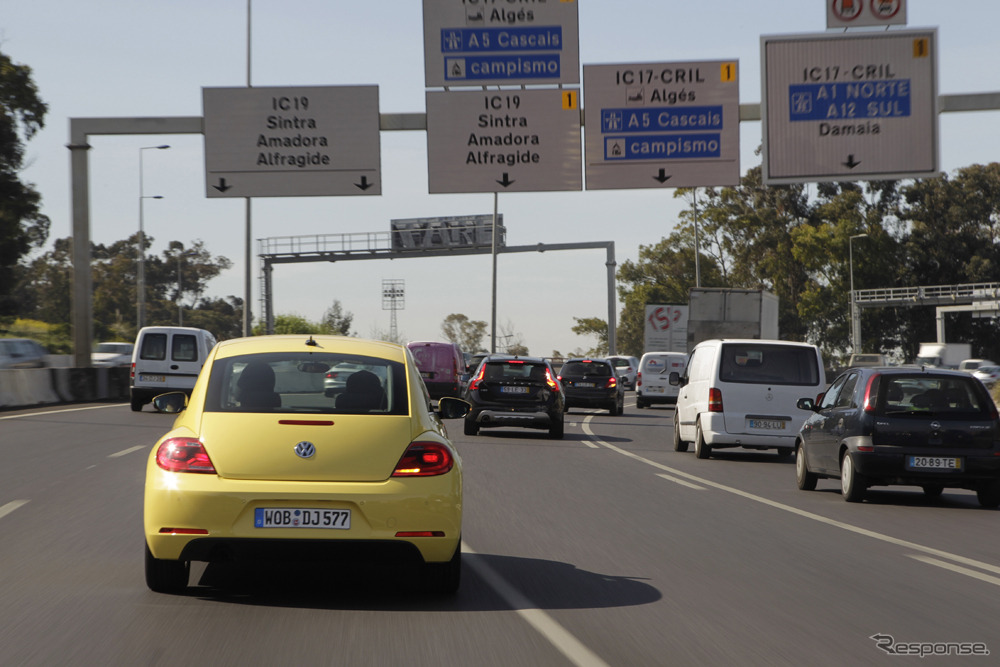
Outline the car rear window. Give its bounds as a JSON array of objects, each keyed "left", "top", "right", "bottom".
[
  {"left": 561, "top": 361, "right": 612, "bottom": 377},
  {"left": 205, "top": 352, "right": 409, "bottom": 415},
  {"left": 878, "top": 375, "right": 992, "bottom": 417},
  {"left": 719, "top": 343, "right": 820, "bottom": 386},
  {"left": 140, "top": 333, "right": 168, "bottom": 361},
  {"left": 484, "top": 361, "right": 548, "bottom": 382}
]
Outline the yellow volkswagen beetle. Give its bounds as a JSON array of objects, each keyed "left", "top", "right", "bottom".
[{"left": 143, "top": 335, "right": 469, "bottom": 594}]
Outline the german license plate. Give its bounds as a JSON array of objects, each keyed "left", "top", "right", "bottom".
[
  {"left": 139, "top": 374, "right": 165, "bottom": 382},
  {"left": 906, "top": 456, "right": 962, "bottom": 471},
  {"left": 748, "top": 419, "right": 788, "bottom": 430},
  {"left": 254, "top": 508, "right": 351, "bottom": 529},
  {"left": 501, "top": 386, "right": 529, "bottom": 394}
]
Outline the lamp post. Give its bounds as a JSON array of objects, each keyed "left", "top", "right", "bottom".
[
  {"left": 138, "top": 144, "right": 170, "bottom": 330},
  {"left": 176, "top": 249, "right": 198, "bottom": 326},
  {"left": 849, "top": 233, "right": 869, "bottom": 353}
]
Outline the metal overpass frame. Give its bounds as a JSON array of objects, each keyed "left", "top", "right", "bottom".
[{"left": 258, "top": 234, "right": 617, "bottom": 353}]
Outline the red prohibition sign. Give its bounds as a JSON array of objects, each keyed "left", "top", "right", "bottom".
[
  {"left": 832, "top": 0, "right": 863, "bottom": 21},
  {"left": 870, "top": 0, "right": 902, "bottom": 20}
]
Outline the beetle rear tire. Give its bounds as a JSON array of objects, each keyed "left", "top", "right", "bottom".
[
  {"left": 145, "top": 542, "right": 189, "bottom": 594},
  {"left": 422, "top": 543, "right": 461, "bottom": 595}
]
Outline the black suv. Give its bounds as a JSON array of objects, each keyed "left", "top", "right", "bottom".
[
  {"left": 558, "top": 358, "right": 625, "bottom": 415},
  {"left": 462, "top": 355, "right": 565, "bottom": 439},
  {"left": 795, "top": 367, "right": 1000, "bottom": 506}
]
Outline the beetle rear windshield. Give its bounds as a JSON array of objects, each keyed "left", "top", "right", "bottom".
[
  {"left": 205, "top": 352, "right": 408, "bottom": 415},
  {"left": 719, "top": 343, "right": 821, "bottom": 386}
]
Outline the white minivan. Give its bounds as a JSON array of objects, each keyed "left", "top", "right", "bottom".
[
  {"left": 636, "top": 352, "right": 687, "bottom": 408},
  {"left": 130, "top": 326, "right": 217, "bottom": 411},
  {"left": 670, "top": 339, "right": 825, "bottom": 458}
]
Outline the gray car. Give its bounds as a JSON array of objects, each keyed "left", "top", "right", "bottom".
[
  {"left": 605, "top": 355, "right": 640, "bottom": 389},
  {"left": 0, "top": 338, "right": 48, "bottom": 369}
]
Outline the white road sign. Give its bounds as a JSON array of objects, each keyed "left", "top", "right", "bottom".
[
  {"left": 426, "top": 88, "right": 582, "bottom": 194},
  {"left": 761, "top": 29, "right": 938, "bottom": 184},
  {"left": 827, "top": 0, "right": 907, "bottom": 29},
  {"left": 422, "top": 0, "right": 580, "bottom": 88},
  {"left": 583, "top": 61, "right": 741, "bottom": 190},
  {"left": 203, "top": 86, "right": 381, "bottom": 198}
]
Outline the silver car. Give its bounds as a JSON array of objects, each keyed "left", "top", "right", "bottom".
[
  {"left": 0, "top": 338, "right": 48, "bottom": 369},
  {"left": 606, "top": 355, "right": 640, "bottom": 389}
]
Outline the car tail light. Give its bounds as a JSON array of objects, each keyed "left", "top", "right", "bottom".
[
  {"left": 155, "top": 437, "right": 216, "bottom": 474},
  {"left": 708, "top": 388, "right": 723, "bottom": 412},
  {"left": 130, "top": 362, "right": 136, "bottom": 380},
  {"left": 862, "top": 373, "right": 881, "bottom": 413},
  {"left": 605, "top": 376, "right": 618, "bottom": 389},
  {"left": 545, "top": 367, "right": 560, "bottom": 391},
  {"left": 636, "top": 371, "right": 642, "bottom": 387},
  {"left": 468, "top": 364, "right": 486, "bottom": 392},
  {"left": 392, "top": 442, "right": 454, "bottom": 477}
]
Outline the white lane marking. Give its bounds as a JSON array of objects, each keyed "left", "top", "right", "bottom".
[
  {"left": 655, "top": 473, "right": 706, "bottom": 491},
  {"left": 909, "top": 555, "right": 1000, "bottom": 587},
  {"left": 0, "top": 500, "right": 29, "bottom": 520},
  {"left": 109, "top": 446, "right": 146, "bottom": 458},
  {"left": 0, "top": 403, "right": 125, "bottom": 420},
  {"left": 462, "top": 541, "right": 611, "bottom": 667},
  {"left": 594, "top": 438, "right": 1000, "bottom": 581},
  {"left": 577, "top": 415, "right": 603, "bottom": 448}
]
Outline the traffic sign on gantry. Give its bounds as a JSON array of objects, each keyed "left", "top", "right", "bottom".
[
  {"left": 761, "top": 29, "right": 938, "bottom": 185},
  {"left": 203, "top": 86, "right": 381, "bottom": 198},
  {"left": 422, "top": 0, "right": 579, "bottom": 88},
  {"left": 426, "top": 88, "right": 582, "bottom": 194},
  {"left": 583, "top": 61, "right": 741, "bottom": 190}
]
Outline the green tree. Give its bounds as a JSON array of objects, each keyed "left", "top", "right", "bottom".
[
  {"left": 253, "top": 314, "right": 322, "bottom": 335},
  {"left": 441, "top": 313, "right": 488, "bottom": 352},
  {"left": 571, "top": 316, "right": 608, "bottom": 356},
  {"left": 0, "top": 50, "right": 49, "bottom": 316},
  {"left": 321, "top": 300, "right": 354, "bottom": 336}
]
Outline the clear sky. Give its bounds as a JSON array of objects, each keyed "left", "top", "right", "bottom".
[{"left": 3, "top": 1, "right": 999, "bottom": 355}]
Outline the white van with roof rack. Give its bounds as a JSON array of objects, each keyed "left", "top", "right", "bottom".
[
  {"left": 670, "top": 339, "right": 826, "bottom": 459},
  {"left": 130, "top": 326, "right": 217, "bottom": 411}
]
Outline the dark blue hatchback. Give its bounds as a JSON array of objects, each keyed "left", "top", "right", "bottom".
[{"left": 795, "top": 367, "right": 1000, "bottom": 506}]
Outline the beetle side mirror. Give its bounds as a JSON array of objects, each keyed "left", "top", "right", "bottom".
[
  {"left": 152, "top": 392, "right": 188, "bottom": 414},
  {"left": 437, "top": 396, "right": 471, "bottom": 420}
]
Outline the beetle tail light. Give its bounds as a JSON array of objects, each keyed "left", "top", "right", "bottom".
[
  {"left": 392, "top": 442, "right": 454, "bottom": 477},
  {"left": 708, "top": 388, "right": 723, "bottom": 412},
  {"left": 155, "top": 438, "right": 216, "bottom": 474}
]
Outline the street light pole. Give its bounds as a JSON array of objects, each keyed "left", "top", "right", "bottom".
[
  {"left": 849, "top": 233, "right": 869, "bottom": 354},
  {"left": 138, "top": 145, "right": 170, "bottom": 330}
]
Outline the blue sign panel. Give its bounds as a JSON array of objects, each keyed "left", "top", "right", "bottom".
[
  {"left": 441, "top": 27, "right": 562, "bottom": 53},
  {"left": 601, "top": 106, "right": 724, "bottom": 134},
  {"left": 788, "top": 80, "right": 912, "bottom": 121},
  {"left": 604, "top": 133, "right": 722, "bottom": 161},
  {"left": 444, "top": 54, "right": 561, "bottom": 82}
]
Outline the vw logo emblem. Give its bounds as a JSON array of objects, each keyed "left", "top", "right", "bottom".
[{"left": 294, "top": 441, "right": 316, "bottom": 458}]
